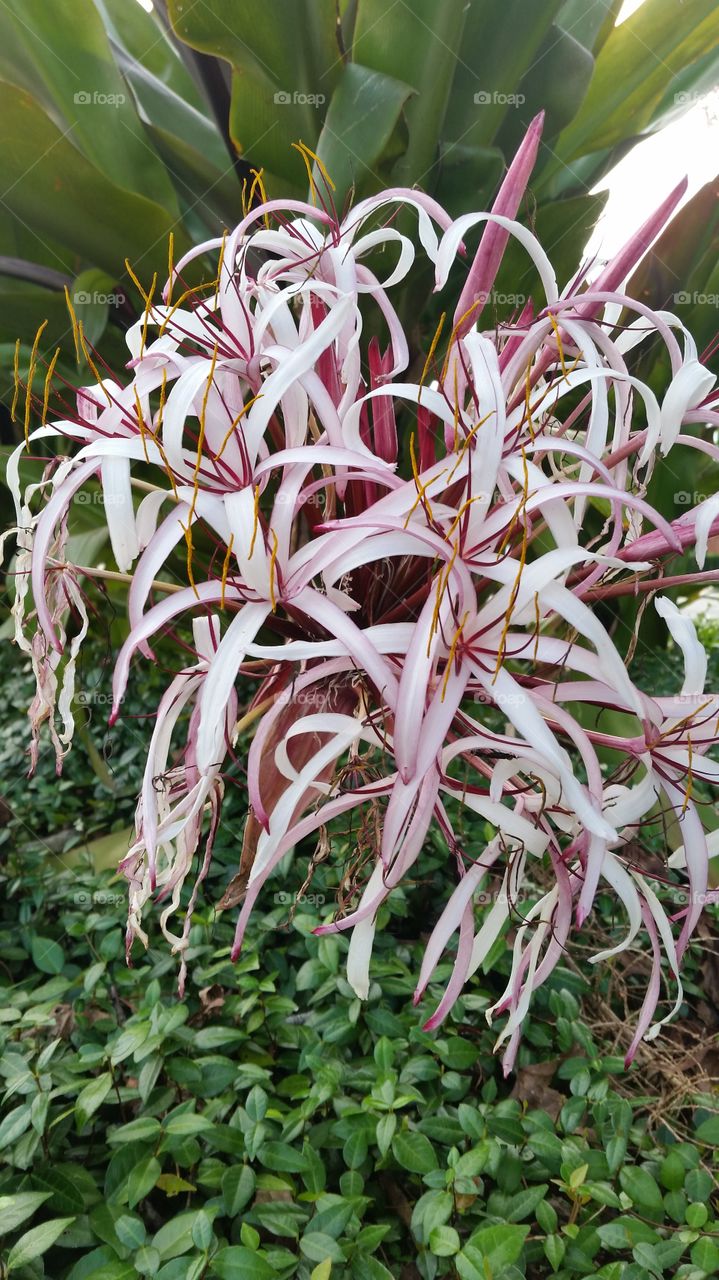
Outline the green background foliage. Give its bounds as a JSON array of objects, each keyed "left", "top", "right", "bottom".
[{"left": 2, "top": 821, "right": 719, "bottom": 1280}]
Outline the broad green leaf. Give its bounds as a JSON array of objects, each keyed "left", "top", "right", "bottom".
[
  {"left": 313, "top": 63, "right": 414, "bottom": 210},
  {"left": 558, "top": 0, "right": 623, "bottom": 53},
  {"left": 375, "top": 1112, "right": 396, "bottom": 1157},
  {"left": 343, "top": 1128, "right": 369, "bottom": 1169},
  {"left": 619, "top": 1166, "right": 664, "bottom": 1217},
  {"left": 168, "top": 0, "right": 340, "bottom": 98},
  {"left": 391, "top": 1129, "right": 438, "bottom": 1174},
  {"left": 686, "top": 1167, "right": 715, "bottom": 1201},
  {"left": 0, "top": 1191, "right": 52, "bottom": 1235},
  {"left": 31, "top": 1165, "right": 86, "bottom": 1215},
  {"left": 544, "top": 1232, "right": 566, "bottom": 1269},
  {"left": 211, "top": 1247, "right": 276, "bottom": 1279},
  {"left": 114, "top": 1214, "right": 147, "bottom": 1250},
  {"left": 300, "top": 1233, "right": 345, "bottom": 1264},
  {"left": 103, "top": 29, "right": 238, "bottom": 229},
  {"left": 163, "top": 1113, "right": 214, "bottom": 1137},
  {"left": 557, "top": 0, "right": 719, "bottom": 158},
  {"left": 135, "top": 1245, "right": 161, "bottom": 1275},
  {"left": 6, "top": 1217, "right": 75, "bottom": 1271},
  {"left": 70, "top": 269, "right": 117, "bottom": 347},
  {"left": 95, "top": 0, "right": 206, "bottom": 109},
  {"left": 168, "top": 0, "right": 340, "bottom": 191},
  {"left": 351, "top": 1260, "right": 393, "bottom": 1280},
  {"left": 501, "top": 25, "right": 594, "bottom": 149},
  {"left": 30, "top": 934, "right": 65, "bottom": 974},
  {"left": 505, "top": 1183, "right": 549, "bottom": 1222},
  {"left": 465, "top": 1223, "right": 530, "bottom": 1269},
  {"left": 429, "top": 1225, "right": 461, "bottom": 1257},
  {"left": 0, "top": 83, "right": 185, "bottom": 281},
  {"left": 309, "top": 1200, "right": 354, "bottom": 1240},
  {"left": 146, "top": 126, "right": 242, "bottom": 230},
  {"left": 60, "top": 1244, "right": 131, "bottom": 1280},
  {"left": 443, "top": 0, "right": 562, "bottom": 148},
  {"left": 411, "top": 1189, "right": 453, "bottom": 1244},
  {"left": 152, "top": 1210, "right": 202, "bottom": 1260},
  {"left": 61, "top": 1255, "right": 127, "bottom": 1280},
  {"left": 193, "top": 1026, "right": 246, "bottom": 1050},
  {"left": 0, "top": 0, "right": 177, "bottom": 212},
  {"left": 76, "top": 1072, "right": 113, "bottom": 1128},
  {"left": 259, "top": 1140, "right": 308, "bottom": 1172},
  {"left": 253, "top": 1200, "right": 309, "bottom": 1239},
  {"left": 222, "top": 1164, "right": 256, "bottom": 1216},
  {"left": 108, "top": 1117, "right": 161, "bottom": 1145},
  {"left": 0, "top": 284, "right": 80, "bottom": 367},
  {"left": 0, "top": 1103, "right": 32, "bottom": 1151},
  {"left": 155, "top": 1173, "right": 197, "bottom": 1196},
  {"left": 434, "top": 144, "right": 504, "bottom": 218},
  {"left": 692, "top": 1237, "right": 719, "bottom": 1274},
  {"left": 30, "top": 1091, "right": 50, "bottom": 1135},
  {"left": 695, "top": 1113, "right": 719, "bottom": 1143},
  {"left": 191, "top": 1210, "right": 214, "bottom": 1251},
  {"left": 352, "top": 0, "right": 467, "bottom": 184},
  {"left": 127, "top": 1157, "right": 161, "bottom": 1210}
]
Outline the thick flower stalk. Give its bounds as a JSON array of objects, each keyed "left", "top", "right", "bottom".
[{"left": 8, "top": 119, "right": 719, "bottom": 1070}]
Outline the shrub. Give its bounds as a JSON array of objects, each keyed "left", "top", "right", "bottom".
[{"left": 5, "top": 118, "right": 719, "bottom": 1069}]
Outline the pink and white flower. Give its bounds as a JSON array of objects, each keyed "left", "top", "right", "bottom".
[{"left": 8, "top": 118, "right": 719, "bottom": 1069}]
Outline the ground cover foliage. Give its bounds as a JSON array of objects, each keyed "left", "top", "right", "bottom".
[{"left": 1, "top": 638, "right": 719, "bottom": 1280}]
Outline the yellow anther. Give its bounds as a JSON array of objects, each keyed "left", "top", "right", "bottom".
[
  {"left": 248, "top": 484, "right": 261, "bottom": 560},
  {"left": 167, "top": 232, "right": 175, "bottom": 307},
  {"left": 268, "top": 528, "right": 279, "bottom": 611},
  {"left": 292, "top": 141, "right": 335, "bottom": 207},
  {"left": 24, "top": 320, "right": 48, "bottom": 443},
  {"left": 63, "top": 286, "right": 82, "bottom": 363},
  {"left": 125, "top": 258, "right": 152, "bottom": 306},
  {"left": 215, "top": 393, "right": 262, "bottom": 463},
  {"left": 41, "top": 347, "right": 61, "bottom": 426},
  {"left": 140, "top": 272, "right": 158, "bottom": 358},
  {"left": 220, "top": 533, "right": 235, "bottom": 609},
  {"left": 78, "top": 323, "right": 112, "bottom": 404},
  {"left": 419, "top": 311, "right": 446, "bottom": 403},
  {"left": 11, "top": 339, "right": 21, "bottom": 424},
  {"left": 134, "top": 388, "right": 150, "bottom": 464},
  {"left": 441, "top": 611, "right": 469, "bottom": 701},
  {"left": 159, "top": 279, "right": 218, "bottom": 338}
]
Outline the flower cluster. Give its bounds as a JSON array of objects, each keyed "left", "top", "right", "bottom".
[{"left": 8, "top": 117, "right": 719, "bottom": 1070}]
